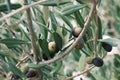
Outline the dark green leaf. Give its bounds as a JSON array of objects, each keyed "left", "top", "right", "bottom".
[
  {"left": 72, "top": 48, "right": 81, "bottom": 61},
  {"left": 76, "top": 0, "right": 84, "bottom": 4},
  {"left": 59, "top": 15, "right": 73, "bottom": 29},
  {"left": 40, "top": 0, "right": 70, "bottom": 6},
  {"left": 98, "top": 16, "right": 102, "bottom": 39},
  {"left": 37, "top": 22, "right": 52, "bottom": 33},
  {"left": 74, "top": 11, "right": 84, "bottom": 28},
  {"left": 116, "top": 5, "right": 120, "bottom": 17},
  {"left": 0, "top": 39, "right": 27, "bottom": 45},
  {"left": 50, "top": 61, "right": 62, "bottom": 74},
  {"left": 38, "top": 39, "right": 50, "bottom": 54},
  {"left": 50, "top": 11, "right": 57, "bottom": 31},
  {"left": 0, "top": 3, "right": 21, "bottom": 12},
  {"left": 8, "top": 63, "right": 25, "bottom": 78},
  {"left": 53, "top": 32, "right": 63, "bottom": 50}
]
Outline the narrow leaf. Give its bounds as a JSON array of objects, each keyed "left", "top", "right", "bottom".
[
  {"left": 61, "top": 4, "right": 87, "bottom": 15},
  {"left": 101, "top": 38, "right": 119, "bottom": 46},
  {"left": 8, "top": 63, "right": 25, "bottom": 78},
  {"left": 59, "top": 14, "right": 73, "bottom": 29},
  {"left": 0, "top": 39, "right": 27, "bottom": 45},
  {"left": 40, "top": 0, "right": 70, "bottom": 6},
  {"left": 74, "top": 11, "right": 84, "bottom": 28},
  {"left": 38, "top": 39, "right": 50, "bottom": 54},
  {"left": 79, "top": 53, "right": 86, "bottom": 71},
  {"left": 98, "top": 16, "right": 102, "bottom": 39},
  {"left": 50, "top": 61, "right": 62, "bottom": 74},
  {"left": 53, "top": 32, "right": 63, "bottom": 50}
]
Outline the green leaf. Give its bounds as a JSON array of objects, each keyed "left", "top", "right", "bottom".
[
  {"left": 79, "top": 53, "right": 86, "bottom": 71},
  {"left": 8, "top": 63, "right": 25, "bottom": 78},
  {"left": 101, "top": 38, "right": 119, "bottom": 46},
  {"left": 59, "top": 14, "right": 73, "bottom": 29},
  {"left": 50, "top": 11, "right": 58, "bottom": 31},
  {"left": 72, "top": 48, "right": 81, "bottom": 61},
  {"left": 36, "top": 10, "right": 48, "bottom": 39},
  {"left": 0, "top": 49, "right": 17, "bottom": 60},
  {"left": 0, "top": 39, "right": 27, "bottom": 45},
  {"left": 76, "top": 0, "right": 84, "bottom": 4},
  {"left": 116, "top": 5, "right": 120, "bottom": 17},
  {"left": 61, "top": 4, "right": 87, "bottom": 15},
  {"left": 38, "top": 39, "right": 50, "bottom": 54},
  {"left": 50, "top": 61, "right": 62, "bottom": 74},
  {"left": 53, "top": 32, "right": 63, "bottom": 50},
  {"left": 0, "top": 3, "right": 21, "bottom": 12},
  {"left": 98, "top": 16, "right": 102, "bottom": 39},
  {"left": 74, "top": 11, "right": 84, "bottom": 28},
  {"left": 37, "top": 22, "right": 52, "bottom": 33},
  {"left": 40, "top": 0, "right": 70, "bottom": 6}
]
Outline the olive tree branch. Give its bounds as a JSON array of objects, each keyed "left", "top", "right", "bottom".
[
  {"left": 0, "top": 0, "right": 48, "bottom": 21},
  {"left": 24, "top": 0, "right": 39, "bottom": 63},
  {"left": 66, "top": 65, "right": 95, "bottom": 80},
  {"left": 39, "top": 0, "right": 97, "bottom": 64},
  {"left": 94, "top": 14, "right": 99, "bottom": 56}
]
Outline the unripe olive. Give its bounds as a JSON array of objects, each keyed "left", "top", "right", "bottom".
[
  {"left": 72, "top": 27, "right": 82, "bottom": 37},
  {"left": 86, "top": 57, "right": 93, "bottom": 64},
  {"left": 92, "top": 57, "right": 104, "bottom": 67},
  {"left": 48, "top": 41, "right": 56, "bottom": 52},
  {"left": 101, "top": 42, "right": 112, "bottom": 52},
  {"left": 26, "top": 70, "right": 37, "bottom": 78},
  {"left": 20, "top": 63, "right": 29, "bottom": 74}
]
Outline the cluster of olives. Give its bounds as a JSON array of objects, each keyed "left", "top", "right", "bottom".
[
  {"left": 87, "top": 57, "right": 104, "bottom": 67},
  {"left": 86, "top": 42, "right": 112, "bottom": 67},
  {"left": 72, "top": 27, "right": 114, "bottom": 67}
]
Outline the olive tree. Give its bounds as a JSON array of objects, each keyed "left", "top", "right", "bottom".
[{"left": 0, "top": 0, "right": 120, "bottom": 80}]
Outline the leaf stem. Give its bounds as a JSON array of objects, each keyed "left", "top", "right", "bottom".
[{"left": 66, "top": 65, "right": 95, "bottom": 80}]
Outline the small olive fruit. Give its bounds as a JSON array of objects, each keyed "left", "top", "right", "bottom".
[
  {"left": 72, "top": 27, "right": 82, "bottom": 37},
  {"left": 26, "top": 70, "right": 37, "bottom": 78},
  {"left": 92, "top": 57, "right": 104, "bottom": 67},
  {"left": 48, "top": 41, "right": 56, "bottom": 52},
  {"left": 86, "top": 57, "right": 93, "bottom": 64},
  {"left": 101, "top": 42, "right": 112, "bottom": 52},
  {"left": 20, "top": 63, "right": 29, "bottom": 74}
]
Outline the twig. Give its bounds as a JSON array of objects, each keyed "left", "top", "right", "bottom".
[
  {"left": 24, "top": 0, "right": 39, "bottom": 63},
  {"left": 39, "top": 0, "right": 97, "bottom": 64},
  {"left": 16, "top": 56, "right": 28, "bottom": 67},
  {"left": 94, "top": 14, "right": 99, "bottom": 56},
  {"left": 0, "top": 0, "right": 48, "bottom": 21},
  {"left": 66, "top": 66, "right": 95, "bottom": 80}
]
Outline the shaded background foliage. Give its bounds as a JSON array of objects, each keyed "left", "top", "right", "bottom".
[{"left": 0, "top": 0, "right": 120, "bottom": 80}]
